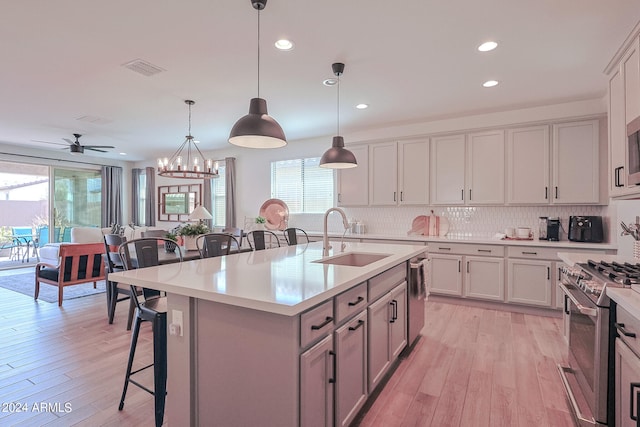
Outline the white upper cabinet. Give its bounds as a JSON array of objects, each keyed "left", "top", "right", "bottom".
[
  {"left": 623, "top": 38, "right": 640, "bottom": 125},
  {"left": 337, "top": 145, "right": 369, "bottom": 206},
  {"left": 369, "top": 142, "right": 398, "bottom": 205},
  {"left": 610, "top": 67, "right": 628, "bottom": 196},
  {"left": 430, "top": 134, "right": 466, "bottom": 205},
  {"left": 466, "top": 130, "right": 505, "bottom": 204},
  {"left": 369, "top": 139, "right": 429, "bottom": 206},
  {"left": 551, "top": 120, "right": 600, "bottom": 204},
  {"left": 398, "top": 140, "right": 429, "bottom": 205},
  {"left": 506, "top": 126, "right": 550, "bottom": 204}
]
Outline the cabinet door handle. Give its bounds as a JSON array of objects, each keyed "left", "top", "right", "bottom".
[
  {"left": 615, "top": 322, "right": 637, "bottom": 338},
  {"left": 328, "top": 350, "right": 336, "bottom": 384},
  {"left": 461, "top": 189, "right": 464, "bottom": 201},
  {"left": 615, "top": 166, "right": 624, "bottom": 187},
  {"left": 338, "top": 193, "right": 341, "bottom": 203},
  {"left": 389, "top": 300, "right": 398, "bottom": 322},
  {"left": 393, "top": 191, "right": 396, "bottom": 202},
  {"left": 438, "top": 247, "right": 451, "bottom": 251},
  {"left": 477, "top": 249, "right": 492, "bottom": 253},
  {"left": 555, "top": 186, "right": 558, "bottom": 199},
  {"left": 522, "top": 251, "right": 538, "bottom": 255},
  {"left": 400, "top": 191, "right": 403, "bottom": 202},
  {"left": 469, "top": 189, "right": 472, "bottom": 201},
  {"left": 630, "top": 382, "right": 640, "bottom": 421},
  {"left": 545, "top": 186, "right": 548, "bottom": 199},
  {"left": 564, "top": 294, "right": 570, "bottom": 315},
  {"left": 458, "top": 260, "right": 461, "bottom": 272},
  {"left": 467, "top": 261, "right": 469, "bottom": 273},
  {"left": 348, "top": 296, "right": 364, "bottom": 306},
  {"left": 311, "top": 316, "right": 333, "bottom": 330},
  {"left": 348, "top": 319, "right": 365, "bottom": 331},
  {"left": 547, "top": 267, "right": 550, "bottom": 280}
]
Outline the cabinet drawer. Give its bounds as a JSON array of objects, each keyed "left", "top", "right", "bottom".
[
  {"left": 507, "top": 246, "right": 560, "bottom": 260},
  {"left": 300, "top": 300, "right": 334, "bottom": 348},
  {"left": 335, "top": 282, "right": 367, "bottom": 324},
  {"left": 369, "top": 263, "right": 406, "bottom": 302},
  {"left": 616, "top": 306, "right": 640, "bottom": 357},
  {"left": 429, "top": 242, "right": 504, "bottom": 257}
]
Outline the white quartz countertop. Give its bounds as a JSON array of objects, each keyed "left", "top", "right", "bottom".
[
  {"left": 558, "top": 252, "right": 636, "bottom": 267},
  {"left": 109, "top": 241, "right": 426, "bottom": 316},
  {"left": 311, "top": 231, "right": 617, "bottom": 250}
]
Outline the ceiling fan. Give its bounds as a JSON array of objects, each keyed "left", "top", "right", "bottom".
[{"left": 62, "top": 133, "right": 114, "bottom": 154}]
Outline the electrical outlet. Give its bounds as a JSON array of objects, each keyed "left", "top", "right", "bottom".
[{"left": 170, "top": 309, "right": 183, "bottom": 336}]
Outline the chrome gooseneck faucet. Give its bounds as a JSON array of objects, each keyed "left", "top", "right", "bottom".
[{"left": 323, "top": 207, "right": 350, "bottom": 257}]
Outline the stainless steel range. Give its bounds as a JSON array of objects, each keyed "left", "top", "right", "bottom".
[{"left": 558, "top": 259, "right": 635, "bottom": 426}]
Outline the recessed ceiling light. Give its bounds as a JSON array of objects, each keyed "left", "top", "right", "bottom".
[
  {"left": 356, "top": 104, "right": 369, "bottom": 110},
  {"left": 323, "top": 78, "right": 338, "bottom": 86},
  {"left": 119, "top": 152, "right": 127, "bottom": 156},
  {"left": 478, "top": 41, "right": 498, "bottom": 52},
  {"left": 483, "top": 80, "right": 499, "bottom": 87},
  {"left": 274, "top": 39, "right": 294, "bottom": 51}
]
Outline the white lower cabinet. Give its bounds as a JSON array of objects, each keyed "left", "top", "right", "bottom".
[
  {"left": 334, "top": 311, "right": 368, "bottom": 427},
  {"left": 428, "top": 254, "right": 463, "bottom": 296},
  {"left": 368, "top": 282, "right": 407, "bottom": 392},
  {"left": 300, "top": 335, "right": 334, "bottom": 427},
  {"left": 464, "top": 256, "right": 504, "bottom": 301},
  {"left": 615, "top": 338, "right": 640, "bottom": 427},
  {"left": 507, "top": 259, "right": 552, "bottom": 307}
]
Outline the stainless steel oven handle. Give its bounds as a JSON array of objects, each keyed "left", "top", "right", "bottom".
[
  {"left": 559, "top": 283, "right": 598, "bottom": 317},
  {"left": 558, "top": 365, "right": 597, "bottom": 426}
]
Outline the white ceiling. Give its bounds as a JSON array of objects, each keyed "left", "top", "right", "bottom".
[{"left": 1, "top": 0, "right": 639, "bottom": 161}]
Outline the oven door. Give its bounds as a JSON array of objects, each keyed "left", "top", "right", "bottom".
[{"left": 558, "top": 283, "right": 608, "bottom": 426}]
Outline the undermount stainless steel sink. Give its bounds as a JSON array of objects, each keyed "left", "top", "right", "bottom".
[{"left": 313, "top": 252, "right": 390, "bottom": 267}]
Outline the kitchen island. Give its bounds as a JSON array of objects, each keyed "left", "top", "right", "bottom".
[{"left": 109, "top": 240, "right": 426, "bottom": 426}]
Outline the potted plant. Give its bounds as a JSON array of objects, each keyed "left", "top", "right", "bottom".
[
  {"left": 178, "top": 223, "right": 210, "bottom": 251},
  {"left": 255, "top": 216, "right": 266, "bottom": 230},
  {"left": 164, "top": 232, "right": 178, "bottom": 253}
]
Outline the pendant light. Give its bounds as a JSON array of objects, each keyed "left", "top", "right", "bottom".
[
  {"left": 229, "top": 0, "right": 286, "bottom": 149},
  {"left": 157, "top": 100, "right": 219, "bottom": 179},
  {"left": 320, "top": 62, "right": 357, "bottom": 169}
]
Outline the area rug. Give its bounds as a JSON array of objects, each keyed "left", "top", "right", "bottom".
[{"left": 0, "top": 272, "right": 106, "bottom": 303}]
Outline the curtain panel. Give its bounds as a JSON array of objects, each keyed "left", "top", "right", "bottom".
[
  {"left": 225, "top": 157, "right": 236, "bottom": 228},
  {"left": 101, "top": 166, "right": 123, "bottom": 228}
]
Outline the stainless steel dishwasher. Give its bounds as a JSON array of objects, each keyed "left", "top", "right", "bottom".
[{"left": 408, "top": 254, "right": 427, "bottom": 345}]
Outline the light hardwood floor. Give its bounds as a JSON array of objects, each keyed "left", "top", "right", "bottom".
[{"left": 0, "top": 284, "right": 574, "bottom": 426}]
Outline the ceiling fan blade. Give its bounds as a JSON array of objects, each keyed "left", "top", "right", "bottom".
[
  {"left": 84, "top": 145, "right": 115, "bottom": 149},
  {"left": 85, "top": 147, "right": 108, "bottom": 153},
  {"left": 62, "top": 138, "right": 76, "bottom": 145},
  {"left": 31, "top": 139, "right": 68, "bottom": 146}
]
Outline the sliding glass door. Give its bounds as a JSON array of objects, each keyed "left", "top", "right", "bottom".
[{"left": 52, "top": 168, "right": 102, "bottom": 243}]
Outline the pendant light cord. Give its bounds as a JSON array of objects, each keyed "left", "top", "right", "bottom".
[
  {"left": 257, "top": 8, "right": 261, "bottom": 98},
  {"left": 336, "top": 74, "right": 340, "bottom": 135}
]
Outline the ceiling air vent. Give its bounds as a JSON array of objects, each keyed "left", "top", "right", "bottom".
[
  {"left": 76, "top": 115, "right": 113, "bottom": 125},
  {"left": 121, "top": 59, "right": 165, "bottom": 77}
]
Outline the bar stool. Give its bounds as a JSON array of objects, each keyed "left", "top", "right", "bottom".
[
  {"left": 117, "top": 238, "right": 182, "bottom": 427},
  {"left": 196, "top": 233, "right": 240, "bottom": 258},
  {"left": 246, "top": 230, "right": 281, "bottom": 250},
  {"left": 283, "top": 227, "right": 309, "bottom": 246}
]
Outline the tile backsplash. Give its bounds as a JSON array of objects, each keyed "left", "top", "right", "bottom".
[{"left": 290, "top": 205, "right": 610, "bottom": 241}]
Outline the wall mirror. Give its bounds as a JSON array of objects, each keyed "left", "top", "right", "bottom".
[{"left": 158, "top": 184, "right": 202, "bottom": 221}]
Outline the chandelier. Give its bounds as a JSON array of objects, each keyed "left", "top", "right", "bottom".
[{"left": 158, "top": 100, "right": 219, "bottom": 179}]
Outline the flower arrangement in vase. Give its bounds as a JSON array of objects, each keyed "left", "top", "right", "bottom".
[{"left": 177, "top": 223, "right": 210, "bottom": 251}]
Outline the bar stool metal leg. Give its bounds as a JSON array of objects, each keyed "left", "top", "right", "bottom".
[
  {"left": 119, "top": 311, "right": 141, "bottom": 410},
  {"left": 153, "top": 312, "right": 167, "bottom": 427}
]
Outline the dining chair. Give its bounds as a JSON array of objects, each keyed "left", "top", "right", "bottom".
[
  {"left": 283, "top": 227, "right": 309, "bottom": 246},
  {"left": 103, "top": 234, "right": 136, "bottom": 329},
  {"left": 196, "top": 233, "right": 240, "bottom": 258},
  {"left": 246, "top": 230, "right": 281, "bottom": 251},
  {"left": 222, "top": 227, "right": 244, "bottom": 249},
  {"left": 117, "top": 237, "right": 183, "bottom": 427},
  {"left": 141, "top": 229, "right": 167, "bottom": 238}
]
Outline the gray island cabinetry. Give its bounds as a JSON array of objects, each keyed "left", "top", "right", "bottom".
[{"left": 109, "top": 241, "right": 425, "bottom": 426}]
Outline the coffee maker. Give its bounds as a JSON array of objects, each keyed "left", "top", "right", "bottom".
[{"left": 547, "top": 217, "right": 561, "bottom": 241}]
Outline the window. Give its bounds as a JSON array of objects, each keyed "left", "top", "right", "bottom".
[
  {"left": 136, "top": 171, "right": 147, "bottom": 226},
  {"left": 271, "top": 157, "right": 334, "bottom": 213},
  {"left": 211, "top": 163, "right": 226, "bottom": 226}
]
